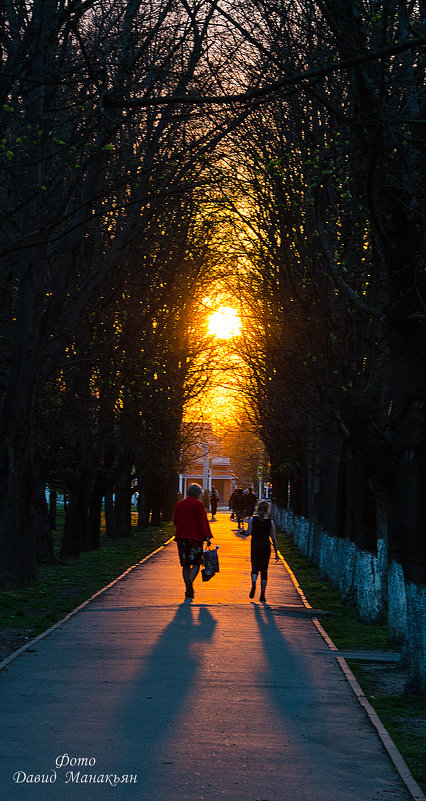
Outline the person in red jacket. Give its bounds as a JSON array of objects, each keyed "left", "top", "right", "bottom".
[{"left": 173, "top": 483, "right": 212, "bottom": 599}]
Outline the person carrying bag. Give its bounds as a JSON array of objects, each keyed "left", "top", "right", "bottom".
[{"left": 173, "top": 483, "right": 212, "bottom": 599}]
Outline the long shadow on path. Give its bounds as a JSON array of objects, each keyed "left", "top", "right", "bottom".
[
  {"left": 252, "top": 602, "right": 409, "bottom": 801},
  {"left": 114, "top": 602, "right": 217, "bottom": 799}
]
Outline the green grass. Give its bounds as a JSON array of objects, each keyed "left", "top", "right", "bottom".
[
  {"left": 372, "top": 695, "right": 426, "bottom": 788},
  {"left": 0, "top": 517, "right": 175, "bottom": 646},
  {"left": 350, "top": 663, "right": 426, "bottom": 790},
  {"left": 277, "top": 528, "right": 426, "bottom": 792}
]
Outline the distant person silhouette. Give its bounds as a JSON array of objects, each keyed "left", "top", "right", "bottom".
[
  {"left": 229, "top": 487, "right": 238, "bottom": 519},
  {"left": 173, "top": 483, "right": 212, "bottom": 600},
  {"left": 233, "top": 487, "right": 246, "bottom": 532},
  {"left": 210, "top": 486, "right": 219, "bottom": 520},
  {"left": 245, "top": 500, "right": 279, "bottom": 602},
  {"left": 245, "top": 486, "right": 257, "bottom": 518}
]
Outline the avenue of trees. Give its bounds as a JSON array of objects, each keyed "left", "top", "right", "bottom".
[{"left": 0, "top": 1, "right": 424, "bottom": 691}]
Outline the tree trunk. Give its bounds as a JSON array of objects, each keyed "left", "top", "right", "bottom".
[
  {"left": 387, "top": 559, "right": 407, "bottom": 646},
  {"left": 402, "top": 583, "right": 426, "bottom": 695},
  {"left": 104, "top": 490, "right": 115, "bottom": 538},
  {"left": 269, "top": 463, "right": 288, "bottom": 508},
  {"left": 0, "top": 254, "right": 42, "bottom": 585},
  {"left": 161, "top": 471, "right": 178, "bottom": 521},
  {"left": 49, "top": 490, "right": 57, "bottom": 531},
  {"left": 33, "top": 464, "right": 56, "bottom": 565},
  {"left": 87, "top": 483, "right": 103, "bottom": 551},
  {"left": 60, "top": 477, "right": 90, "bottom": 558},
  {"left": 291, "top": 461, "right": 308, "bottom": 518},
  {"left": 0, "top": 444, "right": 37, "bottom": 586},
  {"left": 355, "top": 547, "right": 386, "bottom": 625},
  {"left": 137, "top": 489, "right": 149, "bottom": 530},
  {"left": 388, "top": 320, "right": 426, "bottom": 693},
  {"left": 113, "top": 463, "right": 132, "bottom": 537},
  {"left": 316, "top": 423, "right": 345, "bottom": 539},
  {"left": 87, "top": 469, "right": 113, "bottom": 550},
  {"left": 150, "top": 491, "right": 161, "bottom": 526}
]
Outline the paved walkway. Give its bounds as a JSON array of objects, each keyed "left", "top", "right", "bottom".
[{"left": 0, "top": 512, "right": 414, "bottom": 801}]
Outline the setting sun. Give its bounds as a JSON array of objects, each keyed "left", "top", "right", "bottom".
[{"left": 207, "top": 306, "right": 242, "bottom": 339}]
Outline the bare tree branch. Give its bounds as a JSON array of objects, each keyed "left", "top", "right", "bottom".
[{"left": 103, "top": 35, "right": 426, "bottom": 107}]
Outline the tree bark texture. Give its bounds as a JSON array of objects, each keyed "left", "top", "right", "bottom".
[
  {"left": 136, "top": 490, "right": 149, "bottom": 530},
  {"left": 60, "top": 476, "right": 90, "bottom": 558},
  {"left": 33, "top": 463, "right": 56, "bottom": 565},
  {"left": 161, "top": 471, "right": 179, "bottom": 521},
  {"left": 104, "top": 491, "right": 115, "bottom": 539},
  {"left": 48, "top": 491, "right": 57, "bottom": 532},
  {"left": 402, "top": 584, "right": 426, "bottom": 695},
  {"left": 387, "top": 559, "right": 407, "bottom": 646},
  {"left": 113, "top": 463, "right": 133, "bottom": 537}
]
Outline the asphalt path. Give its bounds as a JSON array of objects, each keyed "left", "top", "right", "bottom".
[{"left": 0, "top": 512, "right": 413, "bottom": 801}]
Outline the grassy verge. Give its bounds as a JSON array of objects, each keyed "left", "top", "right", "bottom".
[
  {"left": 276, "top": 529, "right": 426, "bottom": 793},
  {"left": 350, "top": 662, "right": 426, "bottom": 790},
  {"left": 0, "top": 516, "right": 175, "bottom": 660}
]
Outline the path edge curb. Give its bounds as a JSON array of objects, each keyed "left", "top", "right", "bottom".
[
  {"left": 0, "top": 536, "right": 175, "bottom": 672},
  {"left": 277, "top": 550, "right": 426, "bottom": 801}
]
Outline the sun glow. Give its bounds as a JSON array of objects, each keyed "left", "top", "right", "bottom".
[{"left": 207, "top": 306, "right": 242, "bottom": 339}]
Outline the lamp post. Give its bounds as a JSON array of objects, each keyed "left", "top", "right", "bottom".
[
  {"left": 202, "top": 442, "right": 209, "bottom": 491},
  {"left": 208, "top": 457, "right": 212, "bottom": 492},
  {"left": 258, "top": 465, "right": 263, "bottom": 500}
]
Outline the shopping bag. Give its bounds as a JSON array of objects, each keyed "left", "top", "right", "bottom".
[
  {"left": 201, "top": 566, "right": 214, "bottom": 581},
  {"left": 201, "top": 545, "right": 219, "bottom": 581}
]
